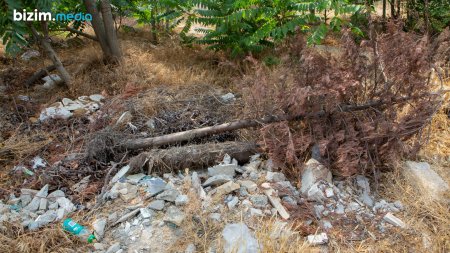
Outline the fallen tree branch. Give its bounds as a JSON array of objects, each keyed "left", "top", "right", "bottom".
[
  {"left": 25, "top": 61, "right": 72, "bottom": 87},
  {"left": 55, "top": 26, "right": 98, "bottom": 41},
  {"left": 122, "top": 96, "right": 424, "bottom": 151},
  {"left": 128, "top": 141, "right": 259, "bottom": 174}
]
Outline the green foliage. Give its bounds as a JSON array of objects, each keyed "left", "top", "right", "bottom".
[
  {"left": 0, "top": 0, "right": 80, "bottom": 55},
  {"left": 407, "top": 0, "right": 450, "bottom": 33},
  {"left": 189, "top": 0, "right": 363, "bottom": 56}
]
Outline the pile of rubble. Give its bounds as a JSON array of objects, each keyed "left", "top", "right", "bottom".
[
  {"left": 39, "top": 94, "right": 105, "bottom": 121},
  {"left": 83, "top": 154, "right": 407, "bottom": 252},
  {"left": 0, "top": 184, "right": 76, "bottom": 231},
  {"left": 1, "top": 153, "right": 410, "bottom": 252}
]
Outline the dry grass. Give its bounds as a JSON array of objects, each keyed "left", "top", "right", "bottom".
[
  {"left": 0, "top": 223, "right": 86, "bottom": 253},
  {"left": 60, "top": 33, "right": 237, "bottom": 97}
]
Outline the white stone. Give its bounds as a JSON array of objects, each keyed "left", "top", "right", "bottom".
[
  {"left": 203, "top": 175, "right": 233, "bottom": 187},
  {"left": 93, "top": 218, "right": 107, "bottom": 239},
  {"left": 39, "top": 106, "right": 72, "bottom": 121},
  {"left": 208, "top": 164, "right": 237, "bottom": 177},
  {"left": 383, "top": 212, "right": 406, "bottom": 228},
  {"left": 237, "top": 180, "right": 258, "bottom": 193},
  {"left": 148, "top": 200, "right": 165, "bottom": 211},
  {"left": 222, "top": 223, "right": 260, "bottom": 253},
  {"left": 404, "top": 161, "right": 449, "bottom": 203},
  {"left": 175, "top": 195, "right": 189, "bottom": 206},
  {"left": 25, "top": 185, "right": 49, "bottom": 211},
  {"left": 111, "top": 165, "right": 130, "bottom": 184},
  {"left": 140, "top": 208, "right": 154, "bottom": 219},
  {"left": 21, "top": 50, "right": 40, "bottom": 61},
  {"left": 56, "top": 197, "right": 76, "bottom": 213},
  {"left": 227, "top": 196, "right": 239, "bottom": 209},
  {"left": 89, "top": 94, "right": 105, "bottom": 102},
  {"left": 264, "top": 189, "right": 290, "bottom": 219},
  {"left": 164, "top": 206, "right": 185, "bottom": 226},
  {"left": 185, "top": 243, "right": 196, "bottom": 253},
  {"left": 156, "top": 188, "right": 181, "bottom": 202},
  {"left": 325, "top": 188, "right": 334, "bottom": 198},
  {"left": 265, "top": 171, "right": 286, "bottom": 182},
  {"left": 209, "top": 181, "right": 240, "bottom": 197},
  {"left": 126, "top": 173, "right": 146, "bottom": 184},
  {"left": 105, "top": 242, "right": 121, "bottom": 253},
  {"left": 192, "top": 172, "right": 207, "bottom": 200},
  {"left": 249, "top": 208, "right": 263, "bottom": 217},
  {"left": 221, "top": 93, "right": 235, "bottom": 103},
  {"left": 307, "top": 233, "right": 328, "bottom": 245},
  {"left": 300, "top": 158, "right": 332, "bottom": 195},
  {"left": 31, "top": 156, "right": 46, "bottom": 169}
]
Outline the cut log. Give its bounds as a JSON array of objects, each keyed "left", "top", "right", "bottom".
[{"left": 128, "top": 141, "right": 259, "bottom": 174}]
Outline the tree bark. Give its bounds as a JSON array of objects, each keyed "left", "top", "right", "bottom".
[
  {"left": 382, "top": 0, "right": 387, "bottom": 20},
  {"left": 100, "top": 0, "right": 122, "bottom": 60},
  {"left": 84, "top": 0, "right": 111, "bottom": 57},
  {"left": 128, "top": 141, "right": 259, "bottom": 174},
  {"left": 29, "top": 25, "right": 71, "bottom": 87}
]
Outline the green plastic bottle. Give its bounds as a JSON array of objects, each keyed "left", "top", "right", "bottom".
[{"left": 63, "top": 218, "right": 96, "bottom": 243}]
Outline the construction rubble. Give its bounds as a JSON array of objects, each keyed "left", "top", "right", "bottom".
[{"left": 0, "top": 152, "right": 414, "bottom": 253}]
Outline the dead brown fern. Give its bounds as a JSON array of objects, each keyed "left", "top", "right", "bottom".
[{"left": 242, "top": 23, "right": 443, "bottom": 177}]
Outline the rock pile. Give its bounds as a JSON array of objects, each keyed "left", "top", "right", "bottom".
[
  {"left": 0, "top": 184, "right": 76, "bottom": 231},
  {"left": 2, "top": 152, "right": 410, "bottom": 252},
  {"left": 39, "top": 94, "right": 105, "bottom": 122}
]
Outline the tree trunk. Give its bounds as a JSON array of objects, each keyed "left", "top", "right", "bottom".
[
  {"left": 128, "top": 141, "right": 259, "bottom": 174},
  {"left": 150, "top": 6, "right": 158, "bottom": 44},
  {"left": 382, "top": 0, "right": 387, "bottom": 20},
  {"left": 100, "top": 0, "right": 122, "bottom": 60},
  {"left": 390, "top": 0, "right": 397, "bottom": 19},
  {"left": 29, "top": 25, "right": 71, "bottom": 87},
  {"left": 84, "top": 0, "right": 122, "bottom": 62},
  {"left": 424, "top": 0, "right": 430, "bottom": 34},
  {"left": 84, "top": 0, "right": 112, "bottom": 57}
]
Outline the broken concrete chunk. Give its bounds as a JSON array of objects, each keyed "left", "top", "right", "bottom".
[
  {"left": 249, "top": 194, "right": 268, "bottom": 208},
  {"left": 93, "top": 218, "right": 107, "bottom": 240},
  {"left": 264, "top": 189, "right": 290, "bottom": 219},
  {"left": 404, "top": 161, "right": 449, "bottom": 203},
  {"left": 126, "top": 173, "right": 146, "bottom": 184},
  {"left": 140, "top": 208, "right": 154, "bottom": 219},
  {"left": 208, "top": 164, "right": 237, "bottom": 177},
  {"left": 300, "top": 158, "right": 332, "bottom": 195},
  {"left": 111, "top": 165, "right": 130, "bottom": 184},
  {"left": 148, "top": 200, "right": 165, "bottom": 211},
  {"left": 265, "top": 171, "right": 286, "bottom": 182},
  {"left": 237, "top": 180, "right": 258, "bottom": 193},
  {"left": 25, "top": 184, "right": 49, "bottom": 212},
  {"left": 383, "top": 212, "right": 406, "bottom": 228},
  {"left": 142, "top": 177, "right": 167, "bottom": 197},
  {"left": 209, "top": 181, "right": 240, "bottom": 197},
  {"left": 47, "top": 190, "right": 65, "bottom": 201},
  {"left": 222, "top": 223, "right": 260, "bottom": 253},
  {"left": 227, "top": 196, "right": 239, "bottom": 209},
  {"left": 156, "top": 188, "right": 180, "bottom": 202},
  {"left": 164, "top": 206, "right": 185, "bottom": 226},
  {"left": 307, "top": 233, "right": 328, "bottom": 245},
  {"left": 175, "top": 195, "right": 189, "bottom": 206},
  {"left": 56, "top": 197, "right": 76, "bottom": 213},
  {"left": 203, "top": 175, "right": 233, "bottom": 187}
]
